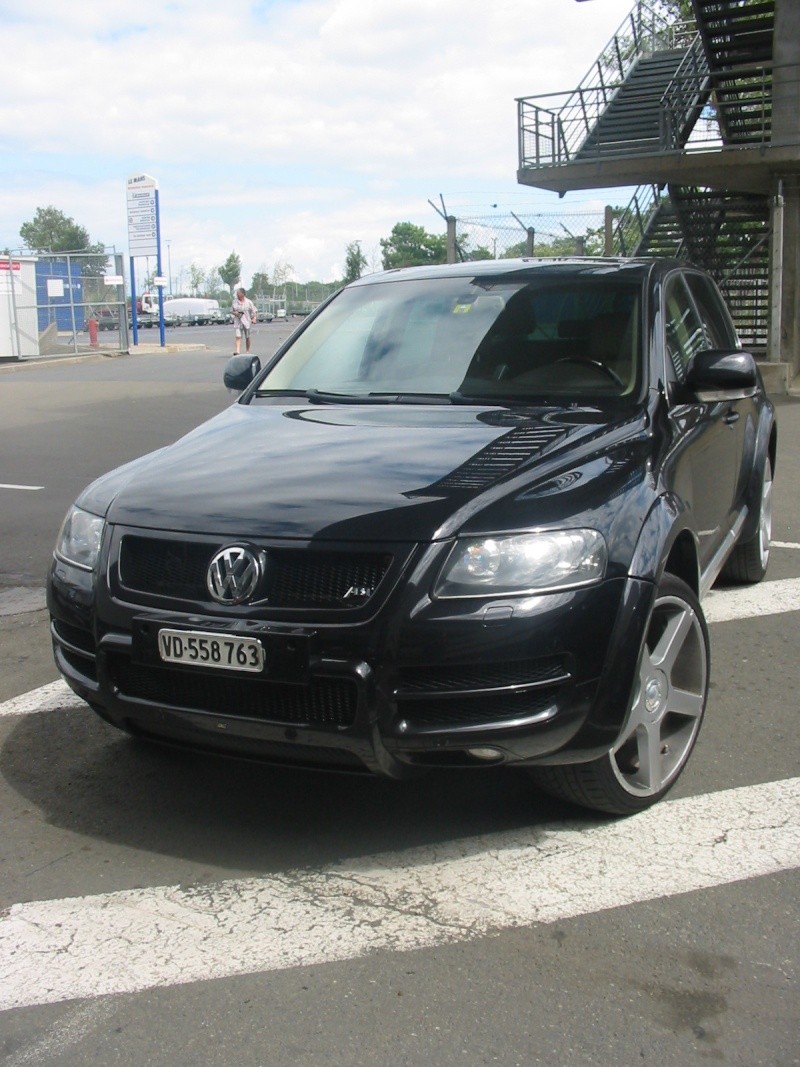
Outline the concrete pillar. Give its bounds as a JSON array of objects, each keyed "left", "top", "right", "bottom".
[
  {"left": 771, "top": 175, "right": 800, "bottom": 378},
  {"left": 446, "top": 217, "right": 457, "bottom": 264},
  {"left": 772, "top": 0, "right": 800, "bottom": 148}
]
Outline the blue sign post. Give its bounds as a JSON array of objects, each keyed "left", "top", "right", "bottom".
[{"left": 126, "top": 174, "right": 164, "bottom": 347}]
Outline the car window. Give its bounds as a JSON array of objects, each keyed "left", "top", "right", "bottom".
[
  {"left": 686, "top": 273, "right": 738, "bottom": 350},
  {"left": 664, "top": 275, "right": 708, "bottom": 382},
  {"left": 260, "top": 275, "right": 643, "bottom": 402}
]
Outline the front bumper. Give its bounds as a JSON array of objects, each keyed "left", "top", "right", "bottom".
[{"left": 48, "top": 550, "right": 653, "bottom": 778}]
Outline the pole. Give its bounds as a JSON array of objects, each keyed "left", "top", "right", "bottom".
[
  {"left": 129, "top": 256, "right": 139, "bottom": 346},
  {"left": 155, "top": 189, "right": 165, "bottom": 347}
]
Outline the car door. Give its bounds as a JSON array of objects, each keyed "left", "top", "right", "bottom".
[
  {"left": 663, "top": 271, "right": 741, "bottom": 570},
  {"left": 685, "top": 271, "right": 754, "bottom": 512}
]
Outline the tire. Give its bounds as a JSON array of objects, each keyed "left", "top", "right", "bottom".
[
  {"left": 721, "top": 457, "right": 772, "bottom": 584},
  {"left": 529, "top": 574, "right": 709, "bottom": 815}
]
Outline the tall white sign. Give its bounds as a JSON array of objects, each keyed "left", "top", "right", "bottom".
[{"left": 126, "top": 174, "right": 159, "bottom": 257}]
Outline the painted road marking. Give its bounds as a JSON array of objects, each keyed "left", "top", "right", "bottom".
[
  {"left": 1, "top": 777, "right": 798, "bottom": 1011},
  {"left": 703, "top": 575, "right": 800, "bottom": 623},
  {"left": 0, "top": 483, "right": 43, "bottom": 491},
  {"left": 0, "top": 680, "right": 85, "bottom": 718}
]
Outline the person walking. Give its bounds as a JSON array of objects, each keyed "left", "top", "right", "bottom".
[{"left": 232, "top": 286, "right": 258, "bottom": 354}]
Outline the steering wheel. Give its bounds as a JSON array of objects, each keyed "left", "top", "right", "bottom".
[{"left": 554, "top": 357, "right": 624, "bottom": 388}]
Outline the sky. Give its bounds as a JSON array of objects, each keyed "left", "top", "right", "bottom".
[{"left": 1, "top": 0, "right": 638, "bottom": 286}]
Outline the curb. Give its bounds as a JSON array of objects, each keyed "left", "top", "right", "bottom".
[{"left": 0, "top": 344, "right": 207, "bottom": 371}]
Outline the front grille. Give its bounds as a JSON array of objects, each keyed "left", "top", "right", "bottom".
[
  {"left": 53, "top": 619, "right": 95, "bottom": 655},
  {"left": 118, "top": 536, "right": 393, "bottom": 609},
  {"left": 396, "top": 657, "right": 568, "bottom": 694},
  {"left": 398, "top": 690, "right": 557, "bottom": 729},
  {"left": 395, "top": 656, "right": 569, "bottom": 731},
  {"left": 108, "top": 656, "right": 358, "bottom": 728}
]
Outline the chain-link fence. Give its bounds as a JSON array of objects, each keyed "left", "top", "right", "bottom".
[
  {"left": 454, "top": 210, "right": 610, "bottom": 262},
  {"left": 1, "top": 249, "right": 128, "bottom": 361}
]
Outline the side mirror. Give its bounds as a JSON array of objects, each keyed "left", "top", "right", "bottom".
[
  {"left": 684, "top": 349, "right": 758, "bottom": 394},
  {"left": 223, "top": 354, "right": 261, "bottom": 392}
]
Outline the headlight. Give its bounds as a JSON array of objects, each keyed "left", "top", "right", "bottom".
[
  {"left": 55, "top": 506, "right": 105, "bottom": 571},
  {"left": 434, "top": 529, "right": 607, "bottom": 598}
]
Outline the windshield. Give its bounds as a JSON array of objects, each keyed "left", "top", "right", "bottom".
[{"left": 259, "top": 274, "right": 643, "bottom": 403}]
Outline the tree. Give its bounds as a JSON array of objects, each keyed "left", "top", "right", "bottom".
[
  {"left": 20, "top": 206, "right": 100, "bottom": 254},
  {"left": 218, "top": 251, "right": 242, "bottom": 295},
  {"left": 204, "top": 267, "right": 222, "bottom": 295},
  {"left": 271, "top": 260, "right": 295, "bottom": 290},
  {"left": 342, "top": 241, "right": 368, "bottom": 284},
  {"left": 380, "top": 223, "right": 447, "bottom": 270},
  {"left": 250, "top": 269, "right": 270, "bottom": 297},
  {"left": 188, "top": 263, "right": 205, "bottom": 296}
]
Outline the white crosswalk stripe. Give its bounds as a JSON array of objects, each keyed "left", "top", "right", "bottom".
[
  {"left": 1, "top": 777, "right": 798, "bottom": 1011},
  {"left": 1, "top": 570, "right": 798, "bottom": 1013}
]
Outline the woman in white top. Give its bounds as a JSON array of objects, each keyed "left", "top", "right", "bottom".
[{"left": 231, "top": 287, "right": 258, "bottom": 354}]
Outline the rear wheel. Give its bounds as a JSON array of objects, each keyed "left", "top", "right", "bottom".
[
  {"left": 529, "top": 574, "right": 709, "bottom": 815},
  {"left": 722, "top": 457, "right": 772, "bottom": 584}
]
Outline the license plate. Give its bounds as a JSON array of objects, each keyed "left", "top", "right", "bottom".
[{"left": 157, "top": 628, "right": 265, "bottom": 673}]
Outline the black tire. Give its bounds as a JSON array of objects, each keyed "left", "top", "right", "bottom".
[
  {"left": 721, "top": 457, "right": 772, "bottom": 584},
  {"left": 529, "top": 574, "right": 709, "bottom": 815}
]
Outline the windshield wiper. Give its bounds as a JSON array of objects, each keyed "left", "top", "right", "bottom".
[
  {"left": 306, "top": 390, "right": 452, "bottom": 405},
  {"left": 253, "top": 388, "right": 307, "bottom": 398}
]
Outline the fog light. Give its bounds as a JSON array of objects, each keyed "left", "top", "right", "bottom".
[{"left": 467, "top": 747, "right": 503, "bottom": 762}]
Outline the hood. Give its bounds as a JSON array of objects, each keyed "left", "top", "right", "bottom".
[{"left": 86, "top": 401, "right": 634, "bottom": 542}]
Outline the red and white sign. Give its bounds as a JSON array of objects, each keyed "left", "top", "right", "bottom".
[{"left": 0, "top": 260, "right": 21, "bottom": 271}]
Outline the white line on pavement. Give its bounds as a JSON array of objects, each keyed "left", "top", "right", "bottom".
[
  {"left": 0, "top": 483, "right": 43, "bottom": 491},
  {"left": 1, "top": 777, "right": 798, "bottom": 1011},
  {"left": 0, "top": 680, "right": 85, "bottom": 718},
  {"left": 703, "top": 576, "right": 800, "bottom": 623}
]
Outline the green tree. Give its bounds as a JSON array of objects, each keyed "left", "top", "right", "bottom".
[
  {"left": 250, "top": 269, "right": 270, "bottom": 296},
  {"left": 380, "top": 222, "right": 447, "bottom": 270},
  {"left": 342, "top": 241, "right": 368, "bottom": 284},
  {"left": 19, "top": 205, "right": 102, "bottom": 254},
  {"left": 218, "top": 251, "right": 242, "bottom": 295}
]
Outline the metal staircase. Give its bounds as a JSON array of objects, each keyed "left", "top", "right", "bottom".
[
  {"left": 520, "top": 0, "right": 776, "bottom": 351},
  {"left": 694, "top": 0, "right": 775, "bottom": 145}
]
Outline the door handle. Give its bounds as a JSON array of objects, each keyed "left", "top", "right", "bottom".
[{"left": 724, "top": 410, "right": 740, "bottom": 425}]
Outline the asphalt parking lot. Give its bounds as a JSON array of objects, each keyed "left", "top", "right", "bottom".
[{"left": 0, "top": 341, "right": 798, "bottom": 1066}]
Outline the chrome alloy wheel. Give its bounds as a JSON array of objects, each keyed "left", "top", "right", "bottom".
[
  {"left": 756, "top": 458, "right": 773, "bottom": 572},
  {"left": 610, "top": 582, "right": 709, "bottom": 798}
]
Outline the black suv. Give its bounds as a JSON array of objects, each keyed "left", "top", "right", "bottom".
[{"left": 48, "top": 259, "right": 776, "bottom": 814}]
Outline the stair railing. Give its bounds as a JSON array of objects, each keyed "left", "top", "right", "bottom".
[
  {"left": 518, "top": 1, "right": 693, "bottom": 168},
  {"left": 659, "top": 36, "right": 711, "bottom": 150},
  {"left": 610, "top": 184, "right": 663, "bottom": 256}
]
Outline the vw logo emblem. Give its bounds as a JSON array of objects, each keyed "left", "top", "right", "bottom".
[{"left": 206, "top": 545, "right": 262, "bottom": 605}]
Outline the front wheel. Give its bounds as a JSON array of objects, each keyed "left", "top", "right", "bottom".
[{"left": 529, "top": 574, "right": 709, "bottom": 815}]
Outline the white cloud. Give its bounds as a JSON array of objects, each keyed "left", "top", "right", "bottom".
[{"left": 0, "top": 0, "right": 635, "bottom": 282}]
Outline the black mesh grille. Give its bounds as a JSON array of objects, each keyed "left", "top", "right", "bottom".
[
  {"left": 108, "top": 656, "right": 358, "bottom": 728},
  {"left": 53, "top": 619, "right": 96, "bottom": 655},
  {"left": 118, "top": 536, "right": 393, "bottom": 609},
  {"left": 398, "top": 690, "right": 557, "bottom": 729},
  {"left": 396, "top": 657, "right": 568, "bottom": 694}
]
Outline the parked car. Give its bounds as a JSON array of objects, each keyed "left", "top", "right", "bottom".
[
  {"left": 48, "top": 258, "right": 775, "bottom": 814},
  {"left": 89, "top": 307, "right": 120, "bottom": 331}
]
